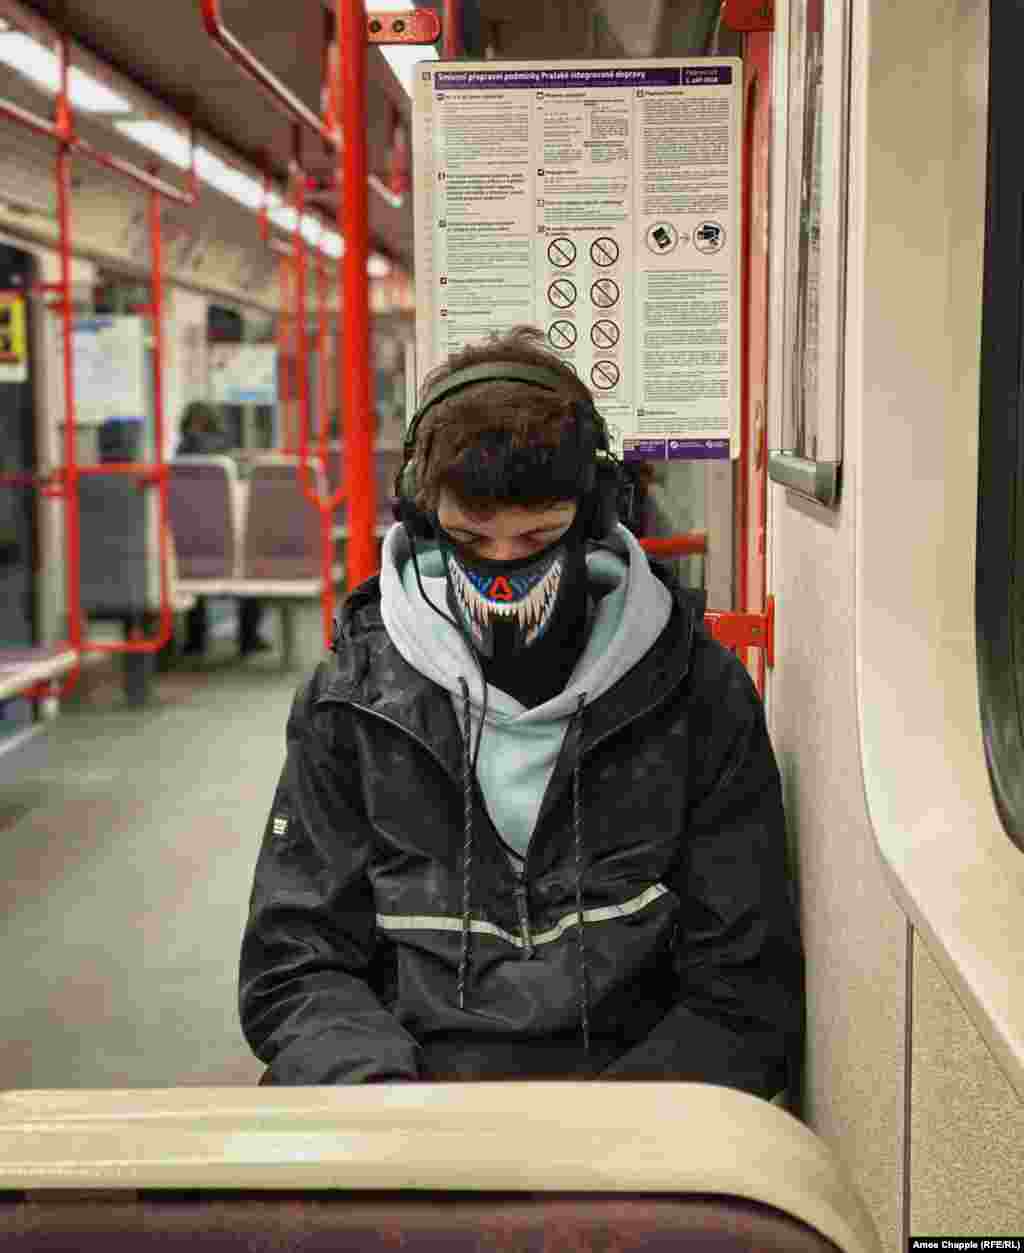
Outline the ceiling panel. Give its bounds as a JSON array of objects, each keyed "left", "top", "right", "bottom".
[{"left": 12, "top": 0, "right": 416, "bottom": 263}]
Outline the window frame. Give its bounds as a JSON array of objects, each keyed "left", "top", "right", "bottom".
[
  {"left": 767, "top": 0, "right": 852, "bottom": 508},
  {"left": 975, "top": 0, "right": 1024, "bottom": 850}
]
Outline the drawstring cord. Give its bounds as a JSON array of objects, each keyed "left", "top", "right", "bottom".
[
  {"left": 455, "top": 677, "right": 590, "bottom": 1066},
  {"left": 572, "top": 692, "right": 590, "bottom": 1058},
  {"left": 457, "top": 676, "right": 473, "bottom": 1010}
]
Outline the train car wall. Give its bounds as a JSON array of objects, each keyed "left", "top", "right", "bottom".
[{"left": 766, "top": 0, "right": 1024, "bottom": 1245}]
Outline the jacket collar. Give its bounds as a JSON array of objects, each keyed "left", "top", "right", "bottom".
[{"left": 318, "top": 563, "right": 702, "bottom": 765}]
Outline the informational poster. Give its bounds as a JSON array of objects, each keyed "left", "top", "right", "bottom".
[
  {"left": 413, "top": 59, "right": 742, "bottom": 461},
  {"left": 208, "top": 343, "right": 277, "bottom": 406},
  {"left": 0, "top": 291, "right": 28, "bottom": 384},
  {"left": 57, "top": 316, "right": 147, "bottom": 424}
]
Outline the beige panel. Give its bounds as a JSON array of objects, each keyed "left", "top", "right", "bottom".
[
  {"left": 0, "top": 1084, "right": 881, "bottom": 1253},
  {"left": 770, "top": 477, "right": 907, "bottom": 1253},
  {"left": 766, "top": 1, "right": 906, "bottom": 1249},
  {"left": 910, "top": 936, "right": 1024, "bottom": 1235}
]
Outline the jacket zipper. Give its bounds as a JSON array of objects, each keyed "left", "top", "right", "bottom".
[{"left": 513, "top": 882, "right": 535, "bottom": 959}]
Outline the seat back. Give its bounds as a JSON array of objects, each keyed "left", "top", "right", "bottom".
[
  {"left": 243, "top": 456, "right": 328, "bottom": 580},
  {"left": 78, "top": 475, "right": 150, "bottom": 615},
  {"left": 167, "top": 457, "right": 240, "bottom": 581}
]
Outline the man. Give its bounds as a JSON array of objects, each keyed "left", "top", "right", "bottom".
[
  {"left": 175, "top": 401, "right": 270, "bottom": 658},
  {"left": 239, "top": 327, "right": 804, "bottom": 1096}
]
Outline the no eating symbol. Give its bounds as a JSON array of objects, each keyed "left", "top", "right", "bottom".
[
  {"left": 591, "top": 319, "right": 620, "bottom": 349},
  {"left": 591, "top": 360, "right": 620, "bottom": 390},
  {"left": 548, "top": 321, "right": 577, "bottom": 350},
  {"left": 591, "top": 278, "right": 620, "bottom": 308},
  {"left": 591, "top": 237, "right": 620, "bottom": 267},
  {"left": 548, "top": 279, "right": 577, "bottom": 309}
]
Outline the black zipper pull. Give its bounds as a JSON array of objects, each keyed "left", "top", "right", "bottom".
[{"left": 513, "top": 883, "right": 535, "bottom": 960}]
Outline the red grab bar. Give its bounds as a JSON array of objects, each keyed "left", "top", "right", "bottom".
[{"left": 0, "top": 17, "right": 199, "bottom": 703}]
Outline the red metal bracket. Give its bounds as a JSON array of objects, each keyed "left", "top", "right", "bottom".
[
  {"left": 705, "top": 595, "right": 775, "bottom": 667},
  {"left": 721, "top": 0, "right": 775, "bottom": 32},
  {"left": 366, "top": 11, "right": 441, "bottom": 43}
]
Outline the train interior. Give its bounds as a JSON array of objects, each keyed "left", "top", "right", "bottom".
[{"left": 0, "top": 0, "right": 1021, "bottom": 1248}]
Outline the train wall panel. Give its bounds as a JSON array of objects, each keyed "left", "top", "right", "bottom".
[
  {"left": 768, "top": 456, "right": 906, "bottom": 1253},
  {"left": 765, "top": 2, "right": 906, "bottom": 1248},
  {"left": 910, "top": 934, "right": 1024, "bottom": 1236}
]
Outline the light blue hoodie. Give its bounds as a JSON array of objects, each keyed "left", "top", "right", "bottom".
[{"left": 378, "top": 521, "right": 673, "bottom": 863}]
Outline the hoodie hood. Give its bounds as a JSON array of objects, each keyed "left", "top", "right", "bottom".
[{"left": 379, "top": 520, "right": 673, "bottom": 727}]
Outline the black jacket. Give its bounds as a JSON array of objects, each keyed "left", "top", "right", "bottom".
[{"left": 239, "top": 563, "right": 804, "bottom": 1094}]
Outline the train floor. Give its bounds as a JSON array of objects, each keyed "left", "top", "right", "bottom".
[{"left": 0, "top": 602, "right": 332, "bottom": 1091}]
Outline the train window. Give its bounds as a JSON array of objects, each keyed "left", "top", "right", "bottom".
[
  {"left": 976, "top": 0, "right": 1024, "bottom": 852},
  {"left": 768, "top": 0, "right": 850, "bottom": 508}
]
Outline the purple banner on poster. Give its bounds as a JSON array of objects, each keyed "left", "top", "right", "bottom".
[
  {"left": 623, "top": 438, "right": 667, "bottom": 461},
  {"left": 667, "top": 438, "right": 730, "bottom": 460},
  {"left": 434, "top": 68, "right": 683, "bottom": 91},
  {"left": 679, "top": 66, "right": 733, "bottom": 86}
]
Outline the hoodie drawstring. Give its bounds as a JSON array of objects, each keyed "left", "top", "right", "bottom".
[
  {"left": 457, "top": 676, "right": 473, "bottom": 1011},
  {"left": 455, "top": 681, "right": 591, "bottom": 1066},
  {"left": 572, "top": 692, "right": 590, "bottom": 1059}
]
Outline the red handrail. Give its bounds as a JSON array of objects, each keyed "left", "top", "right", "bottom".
[
  {"left": 0, "top": 16, "right": 199, "bottom": 703},
  {"left": 639, "top": 534, "right": 708, "bottom": 558}
]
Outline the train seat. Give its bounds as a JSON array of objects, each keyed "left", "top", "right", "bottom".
[
  {"left": 0, "top": 644, "right": 77, "bottom": 703},
  {"left": 297, "top": 444, "right": 404, "bottom": 539},
  {"left": 0, "top": 1083, "right": 881, "bottom": 1252},
  {"left": 167, "top": 455, "right": 244, "bottom": 583}
]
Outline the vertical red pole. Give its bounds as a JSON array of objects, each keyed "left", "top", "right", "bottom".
[
  {"left": 277, "top": 254, "right": 293, "bottom": 453},
  {"left": 734, "top": 67, "right": 755, "bottom": 666},
  {"left": 443, "top": 0, "right": 463, "bottom": 58},
  {"left": 148, "top": 183, "right": 174, "bottom": 646},
  {"left": 292, "top": 161, "right": 310, "bottom": 477},
  {"left": 338, "top": 0, "right": 374, "bottom": 589},
  {"left": 317, "top": 255, "right": 330, "bottom": 471},
  {"left": 55, "top": 34, "right": 81, "bottom": 683}
]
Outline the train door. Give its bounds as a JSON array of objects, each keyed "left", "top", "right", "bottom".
[{"left": 0, "top": 242, "right": 38, "bottom": 741}]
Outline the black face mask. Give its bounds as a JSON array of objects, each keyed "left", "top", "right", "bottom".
[{"left": 437, "top": 508, "right": 591, "bottom": 709}]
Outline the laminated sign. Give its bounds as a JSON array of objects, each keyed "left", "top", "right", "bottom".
[
  {"left": 0, "top": 291, "right": 28, "bottom": 384},
  {"left": 413, "top": 59, "right": 742, "bottom": 461}
]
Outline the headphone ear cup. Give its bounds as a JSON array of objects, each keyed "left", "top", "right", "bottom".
[
  {"left": 585, "top": 461, "right": 622, "bottom": 540},
  {"left": 393, "top": 465, "right": 436, "bottom": 539}
]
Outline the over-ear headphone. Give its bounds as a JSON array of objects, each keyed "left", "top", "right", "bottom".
[{"left": 392, "top": 361, "right": 624, "bottom": 542}]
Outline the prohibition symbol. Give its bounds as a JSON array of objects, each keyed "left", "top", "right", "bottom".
[
  {"left": 591, "top": 319, "right": 620, "bottom": 349},
  {"left": 548, "top": 320, "right": 577, "bottom": 350},
  {"left": 547, "top": 237, "right": 576, "bottom": 268},
  {"left": 591, "top": 278, "right": 620, "bottom": 309},
  {"left": 590, "top": 237, "right": 620, "bottom": 267},
  {"left": 548, "top": 278, "right": 577, "bottom": 309},
  {"left": 591, "top": 360, "right": 620, "bottom": 390}
]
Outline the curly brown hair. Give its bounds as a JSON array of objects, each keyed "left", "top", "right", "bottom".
[{"left": 411, "top": 326, "right": 602, "bottom": 518}]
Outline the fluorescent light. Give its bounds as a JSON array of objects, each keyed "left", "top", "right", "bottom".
[
  {"left": 268, "top": 204, "right": 298, "bottom": 233},
  {"left": 196, "top": 147, "right": 264, "bottom": 210},
  {"left": 0, "top": 31, "right": 132, "bottom": 112},
  {"left": 381, "top": 43, "right": 437, "bottom": 96},
  {"left": 114, "top": 121, "right": 191, "bottom": 169},
  {"left": 368, "top": 254, "right": 391, "bottom": 277},
  {"left": 321, "top": 231, "right": 344, "bottom": 259}
]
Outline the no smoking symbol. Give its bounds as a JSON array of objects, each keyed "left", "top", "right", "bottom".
[
  {"left": 548, "top": 321, "right": 577, "bottom": 350},
  {"left": 548, "top": 238, "right": 576, "bottom": 268},
  {"left": 591, "top": 360, "right": 620, "bottom": 390},
  {"left": 548, "top": 279, "right": 577, "bottom": 309}
]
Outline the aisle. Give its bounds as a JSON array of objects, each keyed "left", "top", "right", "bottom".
[{"left": 0, "top": 606, "right": 329, "bottom": 1090}]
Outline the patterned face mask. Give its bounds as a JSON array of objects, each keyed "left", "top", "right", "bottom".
[{"left": 437, "top": 508, "right": 591, "bottom": 707}]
